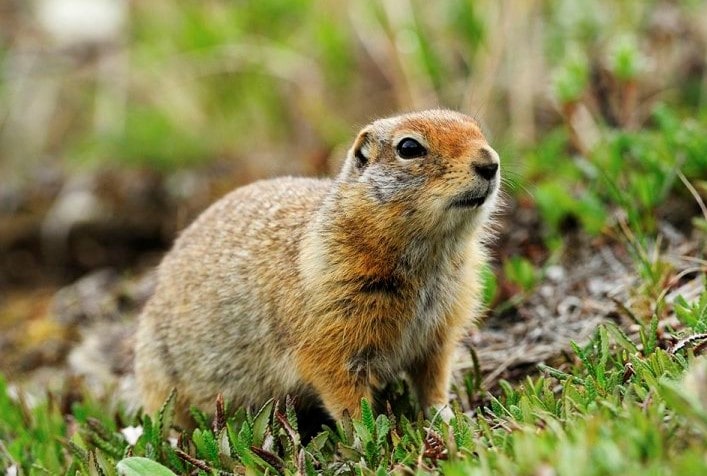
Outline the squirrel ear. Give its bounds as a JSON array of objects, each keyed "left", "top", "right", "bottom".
[{"left": 352, "top": 130, "right": 372, "bottom": 169}]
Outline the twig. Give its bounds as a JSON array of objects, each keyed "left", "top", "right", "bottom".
[
  {"left": 677, "top": 171, "right": 707, "bottom": 221},
  {"left": 175, "top": 448, "right": 233, "bottom": 475}
]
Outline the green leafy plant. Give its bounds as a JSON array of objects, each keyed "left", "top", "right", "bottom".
[{"left": 503, "top": 255, "right": 539, "bottom": 293}]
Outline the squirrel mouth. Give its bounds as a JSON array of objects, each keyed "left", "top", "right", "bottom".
[{"left": 449, "top": 190, "right": 488, "bottom": 209}]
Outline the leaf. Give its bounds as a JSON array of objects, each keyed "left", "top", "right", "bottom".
[
  {"left": 658, "top": 379, "right": 707, "bottom": 434},
  {"left": 503, "top": 256, "right": 538, "bottom": 292},
  {"left": 212, "top": 393, "right": 226, "bottom": 434},
  {"left": 67, "top": 437, "right": 89, "bottom": 464},
  {"left": 641, "top": 315, "right": 659, "bottom": 355},
  {"left": 192, "top": 429, "right": 219, "bottom": 463},
  {"left": 303, "top": 449, "right": 317, "bottom": 476},
  {"left": 139, "top": 420, "right": 157, "bottom": 460},
  {"left": 400, "top": 416, "right": 421, "bottom": 445},
  {"left": 336, "top": 411, "right": 354, "bottom": 445},
  {"left": 364, "top": 439, "right": 379, "bottom": 467},
  {"left": 595, "top": 326, "right": 609, "bottom": 388},
  {"left": 156, "top": 388, "right": 177, "bottom": 440},
  {"left": 498, "top": 380, "right": 518, "bottom": 406},
  {"left": 229, "top": 421, "right": 256, "bottom": 468},
  {"left": 95, "top": 450, "right": 118, "bottom": 476},
  {"left": 360, "top": 397, "right": 376, "bottom": 438},
  {"left": 84, "top": 419, "right": 125, "bottom": 460},
  {"left": 605, "top": 323, "right": 639, "bottom": 354},
  {"left": 285, "top": 395, "right": 299, "bottom": 433},
  {"left": 189, "top": 407, "right": 209, "bottom": 429},
  {"left": 275, "top": 410, "right": 300, "bottom": 450},
  {"left": 538, "top": 364, "right": 577, "bottom": 383},
  {"left": 551, "top": 46, "right": 589, "bottom": 103},
  {"left": 116, "top": 457, "right": 177, "bottom": 476},
  {"left": 87, "top": 451, "right": 105, "bottom": 476},
  {"left": 570, "top": 341, "right": 594, "bottom": 375},
  {"left": 250, "top": 445, "right": 285, "bottom": 474},
  {"left": 451, "top": 412, "right": 472, "bottom": 449},
  {"left": 307, "top": 430, "right": 329, "bottom": 452},
  {"left": 251, "top": 399, "right": 274, "bottom": 447},
  {"left": 375, "top": 414, "right": 390, "bottom": 448},
  {"left": 393, "top": 434, "right": 411, "bottom": 463},
  {"left": 352, "top": 420, "right": 372, "bottom": 445}
]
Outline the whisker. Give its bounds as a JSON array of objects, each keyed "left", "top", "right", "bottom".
[{"left": 500, "top": 177, "right": 534, "bottom": 199}]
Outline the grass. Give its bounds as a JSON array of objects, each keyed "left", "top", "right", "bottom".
[
  {"left": 1, "top": 0, "right": 707, "bottom": 474},
  {"left": 1, "top": 288, "right": 706, "bottom": 474}
]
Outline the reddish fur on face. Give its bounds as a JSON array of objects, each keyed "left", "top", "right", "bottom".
[
  {"left": 134, "top": 109, "right": 500, "bottom": 424},
  {"left": 397, "top": 114, "right": 485, "bottom": 159}
]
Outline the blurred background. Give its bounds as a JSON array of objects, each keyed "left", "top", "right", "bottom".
[{"left": 0, "top": 0, "right": 706, "bottom": 387}]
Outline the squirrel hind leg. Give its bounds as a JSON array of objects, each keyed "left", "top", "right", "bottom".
[
  {"left": 319, "top": 386, "right": 372, "bottom": 421},
  {"left": 304, "top": 367, "right": 373, "bottom": 420}
]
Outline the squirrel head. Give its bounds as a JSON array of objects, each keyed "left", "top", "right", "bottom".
[{"left": 338, "top": 109, "right": 500, "bottom": 234}]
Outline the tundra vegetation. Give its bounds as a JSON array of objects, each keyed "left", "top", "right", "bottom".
[{"left": 0, "top": 1, "right": 705, "bottom": 474}]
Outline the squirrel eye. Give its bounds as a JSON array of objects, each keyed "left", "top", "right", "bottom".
[{"left": 396, "top": 138, "right": 427, "bottom": 159}]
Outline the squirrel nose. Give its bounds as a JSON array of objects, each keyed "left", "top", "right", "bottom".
[{"left": 474, "top": 162, "right": 498, "bottom": 181}]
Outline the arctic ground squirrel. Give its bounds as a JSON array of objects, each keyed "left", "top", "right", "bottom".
[{"left": 135, "top": 109, "right": 501, "bottom": 424}]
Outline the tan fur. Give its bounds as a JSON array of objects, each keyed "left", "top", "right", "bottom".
[{"left": 134, "top": 109, "right": 501, "bottom": 423}]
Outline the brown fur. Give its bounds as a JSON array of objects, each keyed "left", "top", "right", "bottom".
[{"left": 134, "top": 109, "right": 501, "bottom": 423}]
